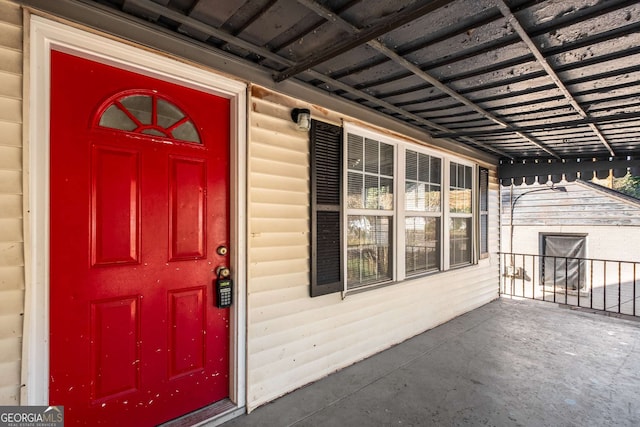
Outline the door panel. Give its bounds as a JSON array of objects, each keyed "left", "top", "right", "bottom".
[
  {"left": 168, "top": 287, "right": 206, "bottom": 377},
  {"left": 169, "top": 157, "right": 207, "bottom": 260},
  {"left": 90, "top": 297, "right": 141, "bottom": 401},
  {"left": 50, "top": 50, "right": 231, "bottom": 426},
  {"left": 92, "top": 147, "right": 140, "bottom": 265}
]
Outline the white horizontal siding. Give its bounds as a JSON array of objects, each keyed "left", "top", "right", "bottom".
[
  {"left": 0, "top": 361, "right": 21, "bottom": 402},
  {"left": 246, "top": 85, "right": 499, "bottom": 411},
  {"left": 0, "top": 194, "right": 22, "bottom": 219},
  {"left": 0, "top": 122, "right": 21, "bottom": 146},
  {"left": 503, "top": 181, "right": 640, "bottom": 226},
  {"left": 0, "top": 71, "right": 21, "bottom": 98},
  {"left": 0, "top": 266, "right": 24, "bottom": 291},
  {"left": 0, "top": 47, "right": 21, "bottom": 75},
  {"left": 0, "top": 0, "right": 23, "bottom": 406}
]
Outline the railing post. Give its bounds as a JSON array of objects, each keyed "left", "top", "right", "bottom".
[
  {"left": 532, "top": 255, "right": 536, "bottom": 300},
  {"left": 634, "top": 263, "right": 637, "bottom": 317},
  {"left": 553, "top": 257, "right": 557, "bottom": 303},
  {"left": 542, "top": 255, "right": 547, "bottom": 302},
  {"left": 577, "top": 258, "right": 581, "bottom": 307},
  {"left": 564, "top": 256, "right": 569, "bottom": 305},
  {"left": 603, "top": 261, "right": 607, "bottom": 312},
  {"left": 618, "top": 261, "right": 622, "bottom": 314},
  {"left": 590, "top": 259, "right": 594, "bottom": 310},
  {"left": 521, "top": 253, "right": 525, "bottom": 297}
]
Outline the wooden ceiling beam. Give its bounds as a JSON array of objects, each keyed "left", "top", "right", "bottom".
[
  {"left": 496, "top": 0, "right": 616, "bottom": 157},
  {"left": 273, "top": 0, "right": 454, "bottom": 82}
]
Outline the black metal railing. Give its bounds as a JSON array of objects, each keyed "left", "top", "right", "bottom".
[{"left": 499, "top": 252, "right": 640, "bottom": 317}]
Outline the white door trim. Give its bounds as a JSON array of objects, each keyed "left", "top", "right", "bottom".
[{"left": 23, "top": 15, "right": 248, "bottom": 410}]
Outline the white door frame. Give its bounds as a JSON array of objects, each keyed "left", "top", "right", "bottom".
[{"left": 22, "top": 15, "right": 247, "bottom": 411}]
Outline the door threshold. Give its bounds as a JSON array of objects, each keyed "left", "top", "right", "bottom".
[{"left": 159, "top": 399, "right": 245, "bottom": 427}]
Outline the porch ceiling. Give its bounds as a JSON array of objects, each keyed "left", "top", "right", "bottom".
[{"left": 29, "top": 0, "right": 640, "bottom": 168}]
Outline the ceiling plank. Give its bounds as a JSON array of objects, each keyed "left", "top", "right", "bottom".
[
  {"left": 297, "top": 0, "right": 558, "bottom": 158},
  {"left": 495, "top": 0, "right": 616, "bottom": 157},
  {"left": 273, "top": 0, "right": 454, "bottom": 82},
  {"left": 433, "top": 111, "right": 640, "bottom": 138},
  {"left": 120, "top": 0, "right": 512, "bottom": 158}
]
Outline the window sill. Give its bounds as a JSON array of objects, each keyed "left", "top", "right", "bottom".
[{"left": 342, "top": 263, "right": 481, "bottom": 298}]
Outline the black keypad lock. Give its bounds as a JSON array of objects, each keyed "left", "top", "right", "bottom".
[{"left": 215, "top": 276, "right": 233, "bottom": 308}]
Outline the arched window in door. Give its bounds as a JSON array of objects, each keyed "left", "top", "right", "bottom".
[{"left": 95, "top": 91, "right": 201, "bottom": 144}]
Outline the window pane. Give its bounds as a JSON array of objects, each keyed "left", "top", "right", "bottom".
[
  {"left": 450, "top": 163, "right": 457, "bottom": 187},
  {"left": 405, "top": 182, "right": 424, "bottom": 211},
  {"left": 406, "top": 150, "right": 440, "bottom": 213},
  {"left": 348, "top": 134, "right": 363, "bottom": 171},
  {"left": 465, "top": 166, "right": 472, "bottom": 189},
  {"left": 347, "top": 215, "right": 392, "bottom": 287},
  {"left": 450, "top": 217, "right": 471, "bottom": 266},
  {"left": 405, "top": 217, "right": 440, "bottom": 275},
  {"left": 458, "top": 165, "right": 465, "bottom": 190},
  {"left": 450, "top": 163, "right": 472, "bottom": 213},
  {"left": 349, "top": 133, "right": 394, "bottom": 212},
  {"left": 379, "top": 177, "right": 393, "bottom": 210},
  {"left": 172, "top": 121, "right": 201, "bottom": 143},
  {"left": 157, "top": 98, "right": 185, "bottom": 128},
  {"left": 364, "top": 175, "right": 379, "bottom": 209},
  {"left": 406, "top": 150, "right": 417, "bottom": 180},
  {"left": 430, "top": 157, "right": 441, "bottom": 183},
  {"left": 99, "top": 105, "right": 137, "bottom": 131},
  {"left": 380, "top": 143, "right": 394, "bottom": 176},
  {"left": 120, "top": 95, "right": 152, "bottom": 124},
  {"left": 418, "top": 153, "right": 430, "bottom": 182},
  {"left": 428, "top": 184, "right": 441, "bottom": 211},
  {"left": 365, "top": 138, "right": 379, "bottom": 174},
  {"left": 347, "top": 172, "right": 364, "bottom": 209}
]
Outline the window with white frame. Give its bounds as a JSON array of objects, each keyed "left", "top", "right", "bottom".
[
  {"left": 346, "top": 133, "right": 394, "bottom": 287},
  {"left": 310, "top": 121, "right": 482, "bottom": 296},
  {"left": 449, "top": 162, "right": 473, "bottom": 267},
  {"left": 405, "top": 149, "right": 441, "bottom": 276}
]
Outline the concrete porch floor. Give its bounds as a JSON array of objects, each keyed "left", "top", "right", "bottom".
[{"left": 218, "top": 297, "right": 640, "bottom": 427}]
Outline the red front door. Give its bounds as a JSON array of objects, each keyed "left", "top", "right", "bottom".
[{"left": 49, "top": 50, "right": 232, "bottom": 426}]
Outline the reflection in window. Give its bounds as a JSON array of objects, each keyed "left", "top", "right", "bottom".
[
  {"left": 450, "top": 217, "right": 471, "bottom": 267},
  {"left": 347, "top": 133, "right": 394, "bottom": 288},
  {"left": 347, "top": 134, "right": 394, "bottom": 210},
  {"left": 449, "top": 162, "right": 473, "bottom": 267},
  {"left": 347, "top": 215, "right": 392, "bottom": 286},
  {"left": 406, "top": 217, "right": 440, "bottom": 274},
  {"left": 405, "top": 150, "right": 442, "bottom": 275},
  {"left": 449, "top": 163, "right": 472, "bottom": 213},
  {"left": 98, "top": 93, "right": 201, "bottom": 144}
]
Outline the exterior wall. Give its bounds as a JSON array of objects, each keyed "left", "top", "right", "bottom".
[
  {"left": 247, "top": 85, "right": 500, "bottom": 411},
  {"left": 5, "top": 4, "right": 500, "bottom": 411},
  {"left": 502, "top": 181, "right": 640, "bottom": 262},
  {"left": 510, "top": 225, "right": 640, "bottom": 262},
  {"left": 0, "top": 0, "right": 23, "bottom": 405}
]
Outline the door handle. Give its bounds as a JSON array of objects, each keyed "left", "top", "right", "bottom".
[{"left": 216, "top": 266, "right": 230, "bottom": 278}]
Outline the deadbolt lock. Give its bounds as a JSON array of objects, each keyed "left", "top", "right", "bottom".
[{"left": 216, "top": 266, "right": 230, "bottom": 278}]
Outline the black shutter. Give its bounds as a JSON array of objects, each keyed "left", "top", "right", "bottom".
[
  {"left": 310, "top": 120, "right": 343, "bottom": 297},
  {"left": 479, "top": 167, "right": 489, "bottom": 258}
]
